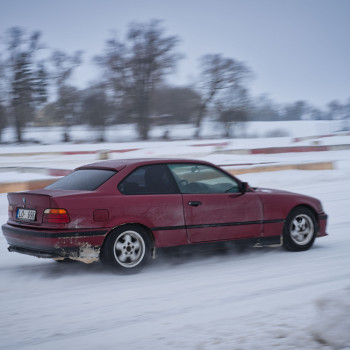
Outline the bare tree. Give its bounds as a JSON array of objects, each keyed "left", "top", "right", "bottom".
[
  {"left": 151, "top": 84, "right": 201, "bottom": 124},
  {"left": 95, "top": 20, "right": 182, "bottom": 139},
  {"left": 81, "top": 85, "right": 112, "bottom": 142},
  {"left": 327, "top": 100, "right": 346, "bottom": 120},
  {"left": 194, "top": 54, "right": 252, "bottom": 137},
  {"left": 56, "top": 85, "right": 81, "bottom": 141},
  {"left": 0, "top": 50, "right": 7, "bottom": 100},
  {"left": 282, "top": 100, "right": 310, "bottom": 120},
  {"left": 0, "top": 103, "right": 7, "bottom": 142},
  {"left": 33, "top": 61, "right": 49, "bottom": 107},
  {"left": 50, "top": 50, "right": 82, "bottom": 141},
  {"left": 3, "top": 27, "right": 44, "bottom": 142},
  {"left": 94, "top": 36, "right": 132, "bottom": 124},
  {"left": 249, "top": 94, "right": 281, "bottom": 121},
  {"left": 0, "top": 53, "right": 7, "bottom": 141},
  {"left": 215, "top": 87, "right": 250, "bottom": 137}
]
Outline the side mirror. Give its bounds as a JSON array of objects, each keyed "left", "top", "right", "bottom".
[{"left": 241, "top": 182, "right": 249, "bottom": 194}]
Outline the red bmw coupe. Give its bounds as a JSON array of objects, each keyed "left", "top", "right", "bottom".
[{"left": 2, "top": 158, "right": 328, "bottom": 271}]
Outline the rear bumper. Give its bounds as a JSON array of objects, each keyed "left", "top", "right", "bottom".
[
  {"left": 8, "top": 245, "right": 80, "bottom": 259},
  {"left": 2, "top": 223, "right": 108, "bottom": 260}
]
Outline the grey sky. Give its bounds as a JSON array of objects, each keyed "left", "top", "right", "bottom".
[{"left": 1, "top": 0, "right": 349, "bottom": 108}]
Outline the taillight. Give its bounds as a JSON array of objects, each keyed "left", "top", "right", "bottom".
[
  {"left": 43, "top": 209, "right": 70, "bottom": 223},
  {"left": 8, "top": 205, "right": 13, "bottom": 219}
]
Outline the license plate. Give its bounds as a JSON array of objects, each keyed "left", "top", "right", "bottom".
[{"left": 17, "top": 208, "right": 36, "bottom": 221}]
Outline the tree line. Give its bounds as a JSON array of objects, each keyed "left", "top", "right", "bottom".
[{"left": 0, "top": 20, "right": 349, "bottom": 143}]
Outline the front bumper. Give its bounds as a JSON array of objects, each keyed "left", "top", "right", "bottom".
[
  {"left": 317, "top": 212, "right": 328, "bottom": 237},
  {"left": 2, "top": 223, "right": 108, "bottom": 260}
]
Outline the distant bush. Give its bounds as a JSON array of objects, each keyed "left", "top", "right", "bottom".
[{"left": 265, "top": 129, "right": 290, "bottom": 137}]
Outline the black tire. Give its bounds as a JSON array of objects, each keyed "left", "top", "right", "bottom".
[
  {"left": 283, "top": 207, "right": 317, "bottom": 252},
  {"left": 100, "top": 225, "right": 152, "bottom": 272}
]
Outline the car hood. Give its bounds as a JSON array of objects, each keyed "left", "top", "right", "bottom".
[
  {"left": 253, "top": 187, "right": 296, "bottom": 195},
  {"left": 253, "top": 187, "right": 323, "bottom": 210}
]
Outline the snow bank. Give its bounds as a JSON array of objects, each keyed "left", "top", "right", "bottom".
[{"left": 312, "top": 288, "right": 350, "bottom": 349}]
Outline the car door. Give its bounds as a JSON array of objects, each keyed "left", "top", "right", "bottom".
[
  {"left": 117, "top": 164, "right": 187, "bottom": 247},
  {"left": 168, "top": 163, "right": 263, "bottom": 243}
]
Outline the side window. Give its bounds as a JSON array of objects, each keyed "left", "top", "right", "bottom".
[
  {"left": 168, "top": 164, "right": 240, "bottom": 194},
  {"left": 119, "top": 164, "right": 179, "bottom": 195}
]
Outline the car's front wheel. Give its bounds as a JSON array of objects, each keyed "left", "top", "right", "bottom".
[
  {"left": 100, "top": 225, "right": 152, "bottom": 272},
  {"left": 283, "top": 207, "right": 317, "bottom": 251}
]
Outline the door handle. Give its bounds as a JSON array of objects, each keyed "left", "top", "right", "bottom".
[{"left": 188, "top": 201, "right": 202, "bottom": 207}]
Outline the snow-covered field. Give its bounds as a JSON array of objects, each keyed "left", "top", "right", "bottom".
[
  {"left": 1, "top": 126, "right": 350, "bottom": 349},
  {"left": 0, "top": 119, "right": 347, "bottom": 145}
]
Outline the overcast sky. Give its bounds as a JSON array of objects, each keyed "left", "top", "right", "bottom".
[{"left": 1, "top": 0, "right": 349, "bottom": 108}]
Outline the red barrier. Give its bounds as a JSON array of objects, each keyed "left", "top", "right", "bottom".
[{"left": 250, "top": 146, "right": 329, "bottom": 154}]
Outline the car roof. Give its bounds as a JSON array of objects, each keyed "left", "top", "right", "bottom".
[{"left": 76, "top": 158, "right": 212, "bottom": 171}]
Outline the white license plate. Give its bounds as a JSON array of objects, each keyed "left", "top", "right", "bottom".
[{"left": 17, "top": 208, "right": 36, "bottom": 221}]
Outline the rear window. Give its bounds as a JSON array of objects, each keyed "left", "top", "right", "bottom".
[{"left": 46, "top": 169, "right": 116, "bottom": 191}]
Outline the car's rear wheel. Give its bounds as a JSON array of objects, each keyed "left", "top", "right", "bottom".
[
  {"left": 100, "top": 225, "right": 152, "bottom": 272},
  {"left": 283, "top": 207, "right": 317, "bottom": 251}
]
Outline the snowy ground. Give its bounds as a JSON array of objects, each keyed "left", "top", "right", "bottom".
[{"left": 1, "top": 128, "right": 350, "bottom": 349}]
